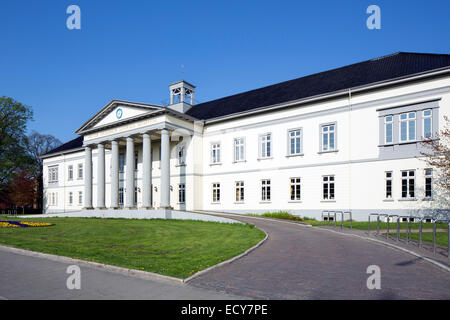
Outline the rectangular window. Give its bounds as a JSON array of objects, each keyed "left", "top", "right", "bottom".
[
  {"left": 68, "top": 165, "right": 73, "bottom": 181},
  {"left": 212, "top": 183, "right": 220, "bottom": 203},
  {"left": 290, "top": 178, "right": 301, "bottom": 201},
  {"left": 235, "top": 181, "right": 244, "bottom": 202},
  {"left": 119, "top": 154, "right": 125, "bottom": 172},
  {"left": 177, "top": 146, "right": 186, "bottom": 165},
  {"left": 385, "top": 172, "right": 393, "bottom": 199},
  {"left": 48, "top": 166, "right": 58, "bottom": 183},
  {"left": 322, "top": 175, "right": 335, "bottom": 200},
  {"left": 384, "top": 116, "right": 393, "bottom": 144},
  {"left": 401, "top": 170, "right": 415, "bottom": 199},
  {"left": 69, "top": 192, "right": 73, "bottom": 205},
  {"left": 134, "top": 151, "right": 139, "bottom": 170},
  {"left": 178, "top": 184, "right": 185, "bottom": 203},
  {"left": 259, "top": 134, "right": 271, "bottom": 158},
  {"left": 321, "top": 124, "right": 336, "bottom": 151},
  {"left": 211, "top": 143, "right": 221, "bottom": 164},
  {"left": 425, "top": 169, "right": 432, "bottom": 198},
  {"left": 119, "top": 188, "right": 124, "bottom": 205},
  {"left": 261, "top": 179, "right": 271, "bottom": 201},
  {"left": 400, "top": 112, "right": 416, "bottom": 142},
  {"left": 134, "top": 187, "right": 138, "bottom": 205},
  {"left": 234, "top": 138, "right": 245, "bottom": 162},
  {"left": 51, "top": 192, "right": 58, "bottom": 206},
  {"left": 77, "top": 164, "right": 83, "bottom": 180},
  {"left": 78, "top": 191, "right": 82, "bottom": 205},
  {"left": 289, "top": 129, "right": 302, "bottom": 155},
  {"left": 423, "top": 109, "right": 432, "bottom": 139}
]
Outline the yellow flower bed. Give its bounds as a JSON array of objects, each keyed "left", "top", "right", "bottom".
[
  {"left": 19, "top": 222, "right": 53, "bottom": 227},
  {"left": 0, "top": 222, "right": 19, "bottom": 228}
]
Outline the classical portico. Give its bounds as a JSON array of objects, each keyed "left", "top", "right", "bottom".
[
  {"left": 83, "top": 128, "right": 172, "bottom": 211},
  {"left": 76, "top": 81, "right": 198, "bottom": 213}
]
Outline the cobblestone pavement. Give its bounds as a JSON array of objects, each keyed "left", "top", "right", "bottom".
[{"left": 188, "top": 214, "right": 450, "bottom": 300}]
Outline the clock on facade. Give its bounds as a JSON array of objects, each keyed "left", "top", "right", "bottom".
[{"left": 116, "top": 108, "right": 123, "bottom": 119}]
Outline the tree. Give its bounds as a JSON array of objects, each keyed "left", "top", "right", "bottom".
[
  {"left": 0, "top": 96, "right": 34, "bottom": 190},
  {"left": 8, "top": 169, "right": 36, "bottom": 214},
  {"left": 27, "top": 131, "right": 62, "bottom": 209},
  {"left": 421, "top": 116, "right": 450, "bottom": 194}
]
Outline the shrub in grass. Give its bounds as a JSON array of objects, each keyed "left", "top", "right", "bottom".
[{"left": 249, "top": 211, "right": 303, "bottom": 221}]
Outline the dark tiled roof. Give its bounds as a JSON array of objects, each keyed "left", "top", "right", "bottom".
[
  {"left": 186, "top": 52, "right": 450, "bottom": 120},
  {"left": 43, "top": 136, "right": 83, "bottom": 156}
]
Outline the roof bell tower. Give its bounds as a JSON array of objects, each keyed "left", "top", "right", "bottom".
[{"left": 168, "top": 80, "right": 195, "bottom": 113}]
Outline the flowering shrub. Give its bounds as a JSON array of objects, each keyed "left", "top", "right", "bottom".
[{"left": 0, "top": 221, "right": 54, "bottom": 228}]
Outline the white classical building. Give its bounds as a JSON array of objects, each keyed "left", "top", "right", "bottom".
[{"left": 41, "top": 52, "right": 450, "bottom": 220}]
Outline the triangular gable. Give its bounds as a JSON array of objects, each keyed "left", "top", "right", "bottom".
[
  {"left": 75, "top": 100, "right": 164, "bottom": 134},
  {"left": 93, "top": 105, "right": 151, "bottom": 128}
]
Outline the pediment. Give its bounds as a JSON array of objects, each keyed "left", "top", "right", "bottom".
[{"left": 76, "top": 100, "right": 164, "bottom": 134}]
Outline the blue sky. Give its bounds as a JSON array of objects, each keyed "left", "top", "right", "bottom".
[{"left": 1, "top": 0, "right": 449, "bottom": 142}]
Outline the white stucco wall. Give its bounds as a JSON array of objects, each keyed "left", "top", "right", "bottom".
[{"left": 42, "top": 75, "right": 450, "bottom": 220}]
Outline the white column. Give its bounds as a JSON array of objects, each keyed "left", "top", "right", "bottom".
[
  {"left": 96, "top": 143, "right": 105, "bottom": 208},
  {"left": 142, "top": 133, "right": 152, "bottom": 209},
  {"left": 84, "top": 146, "right": 93, "bottom": 209},
  {"left": 110, "top": 140, "right": 119, "bottom": 209},
  {"left": 125, "top": 137, "right": 135, "bottom": 208},
  {"left": 160, "top": 129, "right": 171, "bottom": 209},
  {"left": 180, "top": 87, "right": 185, "bottom": 103}
]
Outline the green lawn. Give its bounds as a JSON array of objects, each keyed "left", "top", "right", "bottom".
[
  {"left": 247, "top": 212, "right": 448, "bottom": 231},
  {"left": 0, "top": 217, "right": 265, "bottom": 279},
  {"left": 388, "top": 232, "right": 449, "bottom": 247}
]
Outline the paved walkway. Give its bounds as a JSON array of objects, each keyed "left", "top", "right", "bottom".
[
  {"left": 188, "top": 213, "right": 450, "bottom": 300},
  {"left": 0, "top": 248, "right": 243, "bottom": 300}
]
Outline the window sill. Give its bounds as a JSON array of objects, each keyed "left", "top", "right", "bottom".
[
  {"left": 259, "top": 201, "right": 272, "bottom": 204},
  {"left": 177, "top": 202, "right": 185, "bottom": 205},
  {"left": 383, "top": 198, "right": 395, "bottom": 202},
  {"left": 398, "top": 198, "right": 417, "bottom": 201},
  {"left": 422, "top": 197, "right": 433, "bottom": 201},
  {"left": 286, "top": 153, "right": 304, "bottom": 158},
  {"left": 257, "top": 157, "right": 273, "bottom": 161},
  {"left": 232, "top": 160, "right": 246, "bottom": 164},
  {"left": 209, "top": 162, "right": 222, "bottom": 166},
  {"left": 175, "top": 164, "right": 186, "bottom": 168},
  {"left": 318, "top": 150, "right": 338, "bottom": 154},
  {"left": 234, "top": 201, "right": 245, "bottom": 204},
  {"left": 211, "top": 202, "right": 221, "bottom": 204},
  {"left": 288, "top": 200, "right": 302, "bottom": 203},
  {"left": 321, "top": 200, "right": 336, "bottom": 203}
]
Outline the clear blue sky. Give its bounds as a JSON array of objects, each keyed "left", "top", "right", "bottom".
[{"left": 1, "top": 0, "right": 449, "bottom": 142}]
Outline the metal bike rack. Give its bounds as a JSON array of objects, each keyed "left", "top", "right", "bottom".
[
  {"left": 418, "top": 215, "right": 434, "bottom": 248},
  {"left": 378, "top": 214, "right": 389, "bottom": 238},
  {"left": 322, "top": 211, "right": 330, "bottom": 226},
  {"left": 398, "top": 216, "right": 411, "bottom": 243},
  {"left": 388, "top": 214, "right": 399, "bottom": 241},
  {"left": 343, "top": 211, "right": 353, "bottom": 229},
  {"left": 433, "top": 219, "right": 449, "bottom": 256},
  {"left": 333, "top": 211, "right": 343, "bottom": 229},
  {"left": 368, "top": 213, "right": 379, "bottom": 235}
]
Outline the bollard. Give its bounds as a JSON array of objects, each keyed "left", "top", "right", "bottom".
[{"left": 396, "top": 217, "right": 400, "bottom": 241}]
